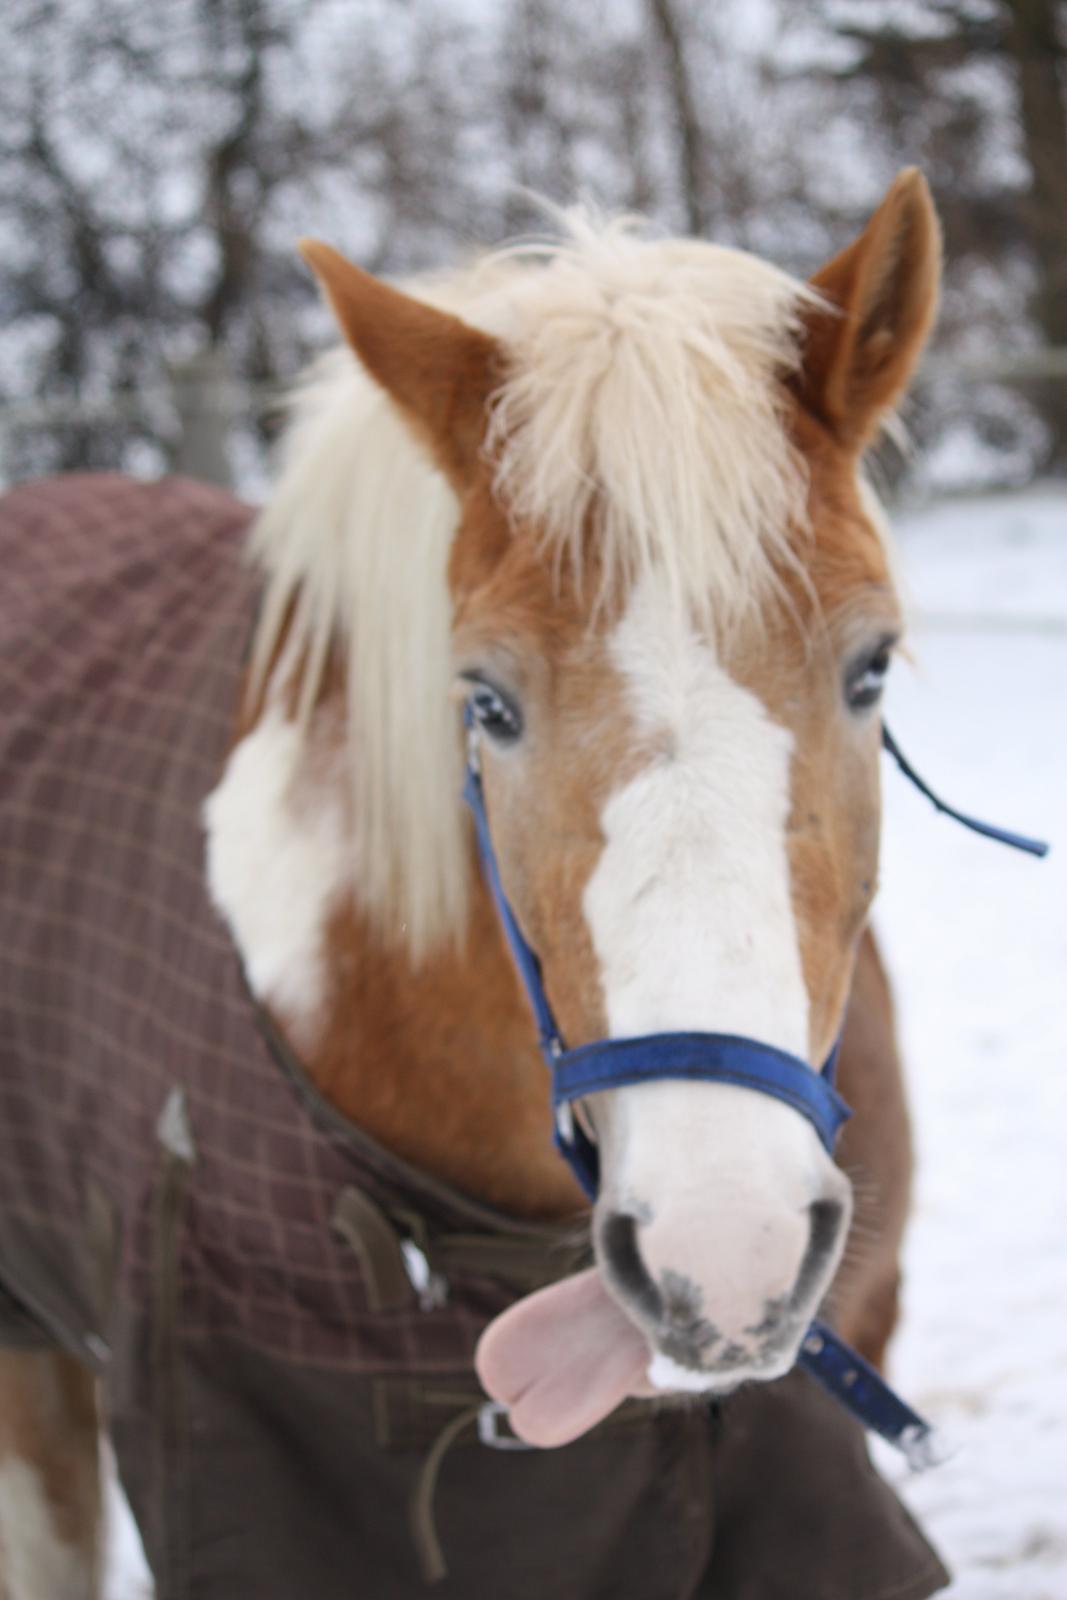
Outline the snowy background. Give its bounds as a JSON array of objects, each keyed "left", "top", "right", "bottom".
[
  {"left": 104, "top": 485, "right": 1066, "bottom": 1598},
  {"left": 872, "top": 484, "right": 1067, "bottom": 1600}
]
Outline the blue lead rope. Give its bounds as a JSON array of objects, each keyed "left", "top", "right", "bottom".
[
  {"left": 800, "top": 1321, "right": 946, "bottom": 1469},
  {"left": 463, "top": 710, "right": 1049, "bottom": 1467},
  {"left": 882, "top": 726, "right": 1049, "bottom": 858}
]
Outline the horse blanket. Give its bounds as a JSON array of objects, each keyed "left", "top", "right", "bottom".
[{"left": 0, "top": 473, "right": 949, "bottom": 1598}]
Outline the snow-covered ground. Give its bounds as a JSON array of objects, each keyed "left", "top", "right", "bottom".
[
  {"left": 104, "top": 485, "right": 1066, "bottom": 1597},
  {"left": 871, "top": 484, "right": 1067, "bottom": 1600}
]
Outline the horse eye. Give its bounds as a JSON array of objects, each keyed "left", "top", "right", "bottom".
[
  {"left": 467, "top": 681, "right": 523, "bottom": 745},
  {"left": 846, "top": 643, "right": 893, "bottom": 712}
]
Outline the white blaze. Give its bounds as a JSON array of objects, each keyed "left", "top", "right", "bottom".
[
  {"left": 584, "top": 575, "right": 809, "bottom": 1051},
  {"left": 583, "top": 577, "right": 844, "bottom": 1376}
]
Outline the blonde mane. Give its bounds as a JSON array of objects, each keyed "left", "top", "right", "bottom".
[{"left": 249, "top": 209, "right": 818, "bottom": 961}]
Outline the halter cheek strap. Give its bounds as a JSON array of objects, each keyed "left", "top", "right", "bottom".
[{"left": 462, "top": 707, "right": 1048, "bottom": 1465}]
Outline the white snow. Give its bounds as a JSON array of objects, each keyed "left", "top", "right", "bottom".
[
  {"left": 870, "top": 484, "right": 1067, "bottom": 1600},
  {"left": 104, "top": 484, "right": 1066, "bottom": 1597}
]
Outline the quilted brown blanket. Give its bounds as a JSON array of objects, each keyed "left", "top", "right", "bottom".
[{"left": 0, "top": 474, "right": 947, "bottom": 1599}]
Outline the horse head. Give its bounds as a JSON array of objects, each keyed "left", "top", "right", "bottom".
[{"left": 239, "top": 171, "right": 940, "bottom": 1445}]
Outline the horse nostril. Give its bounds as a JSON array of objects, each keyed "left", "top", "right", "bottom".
[
  {"left": 810, "top": 1198, "right": 845, "bottom": 1252},
  {"left": 598, "top": 1211, "right": 662, "bottom": 1325},
  {"left": 791, "top": 1198, "right": 846, "bottom": 1313}
]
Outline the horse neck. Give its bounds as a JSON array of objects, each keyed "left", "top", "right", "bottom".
[
  {"left": 299, "top": 835, "right": 585, "bottom": 1222},
  {"left": 217, "top": 630, "right": 585, "bottom": 1220}
]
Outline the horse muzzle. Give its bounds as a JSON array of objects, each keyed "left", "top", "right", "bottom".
[{"left": 589, "top": 1079, "right": 853, "bottom": 1393}]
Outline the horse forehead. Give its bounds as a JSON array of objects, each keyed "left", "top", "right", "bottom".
[
  {"left": 584, "top": 576, "right": 797, "bottom": 760},
  {"left": 577, "top": 574, "right": 813, "bottom": 1054}
]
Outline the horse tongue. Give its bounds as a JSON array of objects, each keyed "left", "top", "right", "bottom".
[{"left": 475, "top": 1266, "right": 651, "bottom": 1448}]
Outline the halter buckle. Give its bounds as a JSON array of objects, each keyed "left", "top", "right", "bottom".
[
  {"left": 477, "top": 1400, "right": 535, "bottom": 1451},
  {"left": 465, "top": 720, "right": 481, "bottom": 776}
]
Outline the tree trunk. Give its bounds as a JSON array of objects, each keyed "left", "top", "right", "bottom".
[
  {"left": 646, "top": 0, "right": 713, "bottom": 236},
  {"left": 1003, "top": 0, "right": 1067, "bottom": 467}
]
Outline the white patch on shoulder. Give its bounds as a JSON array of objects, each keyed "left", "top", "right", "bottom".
[
  {"left": 202, "top": 703, "right": 350, "bottom": 1049},
  {"left": 0, "top": 1458, "right": 94, "bottom": 1600},
  {"left": 583, "top": 575, "right": 809, "bottom": 1053}
]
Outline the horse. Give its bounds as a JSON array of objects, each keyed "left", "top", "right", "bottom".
[{"left": 0, "top": 170, "right": 950, "bottom": 1598}]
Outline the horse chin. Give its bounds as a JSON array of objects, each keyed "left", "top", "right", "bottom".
[
  {"left": 639, "top": 1338, "right": 800, "bottom": 1400},
  {"left": 624, "top": 1284, "right": 812, "bottom": 1398}
]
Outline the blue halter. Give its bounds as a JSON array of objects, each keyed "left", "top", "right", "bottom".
[{"left": 462, "top": 709, "right": 1048, "bottom": 1466}]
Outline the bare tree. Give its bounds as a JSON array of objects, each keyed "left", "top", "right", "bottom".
[
  {"left": 811, "top": 0, "right": 1067, "bottom": 470},
  {"left": 645, "top": 0, "right": 713, "bottom": 235},
  {"left": 0, "top": 0, "right": 425, "bottom": 475},
  {"left": 1005, "top": 0, "right": 1067, "bottom": 457},
  {"left": 3, "top": 0, "right": 1060, "bottom": 488}
]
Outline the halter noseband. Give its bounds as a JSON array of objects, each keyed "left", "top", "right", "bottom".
[
  {"left": 462, "top": 707, "right": 1048, "bottom": 1466},
  {"left": 462, "top": 742, "right": 849, "bottom": 1198}
]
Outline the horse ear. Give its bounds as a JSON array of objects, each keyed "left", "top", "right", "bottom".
[
  {"left": 298, "top": 239, "right": 501, "bottom": 489},
  {"left": 797, "top": 169, "right": 941, "bottom": 452}
]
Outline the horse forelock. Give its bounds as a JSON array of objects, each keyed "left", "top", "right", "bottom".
[
  {"left": 246, "top": 210, "right": 876, "bottom": 965},
  {"left": 481, "top": 213, "right": 820, "bottom": 630}
]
